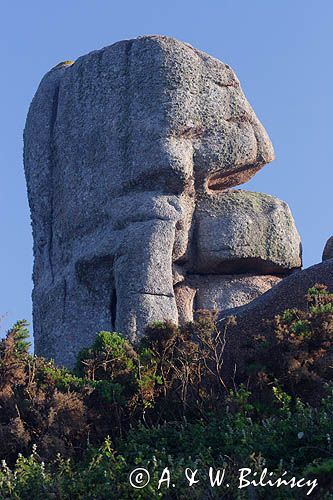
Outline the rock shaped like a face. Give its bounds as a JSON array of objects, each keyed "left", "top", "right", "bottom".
[{"left": 24, "top": 36, "right": 298, "bottom": 367}]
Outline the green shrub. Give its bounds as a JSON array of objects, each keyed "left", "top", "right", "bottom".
[
  {"left": 0, "top": 390, "right": 332, "bottom": 498},
  {"left": 245, "top": 284, "right": 333, "bottom": 406},
  {"left": 0, "top": 285, "right": 333, "bottom": 497}
]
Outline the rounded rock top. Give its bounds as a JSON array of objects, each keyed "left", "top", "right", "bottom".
[{"left": 323, "top": 236, "right": 333, "bottom": 261}]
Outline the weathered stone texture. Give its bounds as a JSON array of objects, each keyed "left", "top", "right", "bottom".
[
  {"left": 191, "top": 274, "right": 281, "bottom": 313},
  {"left": 193, "top": 190, "right": 302, "bottom": 274},
  {"left": 24, "top": 36, "right": 301, "bottom": 367}
]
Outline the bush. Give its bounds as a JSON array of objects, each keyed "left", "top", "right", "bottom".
[
  {"left": 0, "top": 285, "right": 332, "bottom": 497},
  {"left": 0, "top": 321, "right": 89, "bottom": 463},
  {"left": 245, "top": 284, "right": 333, "bottom": 406},
  {"left": 0, "top": 391, "right": 332, "bottom": 498}
]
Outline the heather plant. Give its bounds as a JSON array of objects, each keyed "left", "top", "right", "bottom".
[
  {"left": 0, "top": 389, "right": 332, "bottom": 498},
  {"left": 245, "top": 284, "right": 333, "bottom": 406},
  {"left": 0, "top": 322, "right": 90, "bottom": 463},
  {"left": 0, "top": 285, "right": 333, "bottom": 497}
]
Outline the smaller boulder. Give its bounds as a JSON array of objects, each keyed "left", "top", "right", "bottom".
[
  {"left": 192, "top": 274, "right": 281, "bottom": 313},
  {"left": 174, "top": 274, "right": 281, "bottom": 323},
  {"left": 193, "top": 190, "right": 302, "bottom": 274}
]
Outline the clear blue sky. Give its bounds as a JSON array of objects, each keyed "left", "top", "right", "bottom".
[{"left": 1, "top": 1, "right": 332, "bottom": 342}]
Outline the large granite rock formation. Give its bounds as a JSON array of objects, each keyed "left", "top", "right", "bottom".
[{"left": 24, "top": 35, "right": 301, "bottom": 367}]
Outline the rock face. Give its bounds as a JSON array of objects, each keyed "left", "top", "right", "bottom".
[
  {"left": 24, "top": 35, "right": 301, "bottom": 367},
  {"left": 193, "top": 191, "right": 301, "bottom": 274},
  {"left": 323, "top": 236, "right": 333, "bottom": 261},
  {"left": 175, "top": 274, "right": 282, "bottom": 323}
]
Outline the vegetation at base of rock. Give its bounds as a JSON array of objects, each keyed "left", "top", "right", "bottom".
[
  {"left": 0, "top": 285, "right": 332, "bottom": 498},
  {"left": 0, "top": 394, "right": 332, "bottom": 499},
  {"left": 245, "top": 283, "right": 333, "bottom": 406}
]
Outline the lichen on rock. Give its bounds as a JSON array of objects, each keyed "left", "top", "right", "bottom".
[{"left": 24, "top": 35, "right": 301, "bottom": 367}]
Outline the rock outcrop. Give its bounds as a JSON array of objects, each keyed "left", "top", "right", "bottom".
[
  {"left": 24, "top": 36, "right": 301, "bottom": 367},
  {"left": 219, "top": 259, "right": 333, "bottom": 382},
  {"left": 323, "top": 236, "right": 333, "bottom": 261}
]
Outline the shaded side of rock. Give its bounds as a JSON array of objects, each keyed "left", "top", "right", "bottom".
[
  {"left": 323, "top": 236, "right": 333, "bottom": 261},
  {"left": 219, "top": 260, "right": 333, "bottom": 383},
  {"left": 174, "top": 285, "right": 196, "bottom": 323}
]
